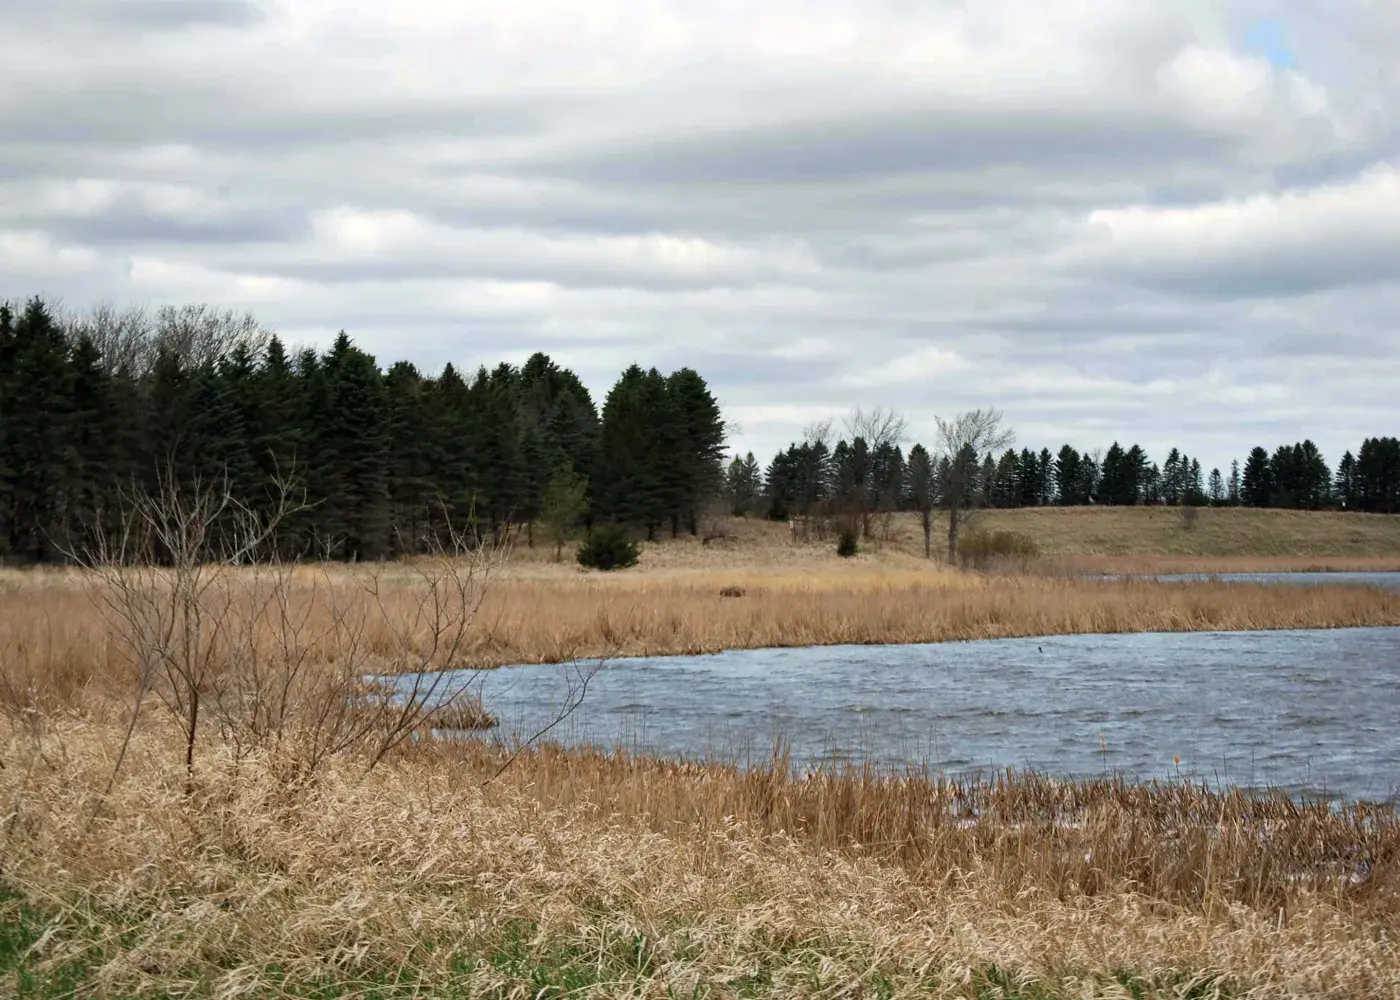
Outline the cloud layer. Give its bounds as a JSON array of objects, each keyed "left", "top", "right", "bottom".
[{"left": 4, "top": 0, "right": 1400, "bottom": 473}]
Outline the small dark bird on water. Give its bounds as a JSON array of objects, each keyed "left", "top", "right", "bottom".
[{"left": 1037, "top": 646, "right": 1043, "bottom": 653}]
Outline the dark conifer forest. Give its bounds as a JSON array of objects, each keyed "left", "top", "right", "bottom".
[
  {"left": 1, "top": 294, "right": 1397, "bottom": 564},
  {"left": 0, "top": 297, "right": 724, "bottom": 562},
  {"left": 743, "top": 436, "right": 1400, "bottom": 523}
]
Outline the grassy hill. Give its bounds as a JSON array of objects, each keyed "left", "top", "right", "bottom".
[
  {"left": 974, "top": 506, "right": 1400, "bottom": 560},
  {"left": 586, "top": 507, "right": 1400, "bottom": 574}
]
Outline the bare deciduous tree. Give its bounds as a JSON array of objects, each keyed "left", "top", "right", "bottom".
[
  {"left": 66, "top": 472, "right": 601, "bottom": 796},
  {"left": 934, "top": 408, "right": 1014, "bottom": 564},
  {"left": 66, "top": 467, "right": 306, "bottom": 793},
  {"left": 844, "top": 406, "right": 908, "bottom": 541},
  {"left": 61, "top": 300, "right": 272, "bottom": 377},
  {"left": 843, "top": 406, "right": 907, "bottom": 454}
]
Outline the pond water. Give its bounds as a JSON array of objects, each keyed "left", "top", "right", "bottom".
[
  {"left": 1124, "top": 571, "right": 1400, "bottom": 591},
  {"left": 391, "top": 627, "right": 1400, "bottom": 803}
]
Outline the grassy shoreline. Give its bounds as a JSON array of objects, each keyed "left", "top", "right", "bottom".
[{"left": 3, "top": 723, "right": 1397, "bottom": 998}]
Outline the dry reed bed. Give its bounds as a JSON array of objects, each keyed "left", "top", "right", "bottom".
[
  {"left": 2, "top": 720, "right": 1398, "bottom": 997},
  {"left": 4, "top": 566, "right": 1400, "bottom": 710},
  {"left": 464, "top": 572, "right": 1400, "bottom": 666}
]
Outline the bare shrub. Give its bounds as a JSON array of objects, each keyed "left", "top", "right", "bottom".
[
  {"left": 957, "top": 529, "right": 1041, "bottom": 570},
  {"left": 63, "top": 470, "right": 598, "bottom": 792},
  {"left": 64, "top": 467, "right": 306, "bottom": 792}
]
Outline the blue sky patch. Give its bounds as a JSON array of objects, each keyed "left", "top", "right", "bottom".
[{"left": 1242, "top": 16, "right": 1296, "bottom": 69}]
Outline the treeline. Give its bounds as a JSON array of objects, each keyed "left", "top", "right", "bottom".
[
  {"left": 0, "top": 297, "right": 724, "bottom": 563},
  {"left": 733, "top": 436, "right": 1400, "bottom": 521}
]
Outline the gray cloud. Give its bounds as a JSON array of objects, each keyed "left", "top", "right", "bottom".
[
  {"left": 0, "top": 91, "right": 551, "bottom": 148},
  {"left": 3, "top": 1, "right": 1400, "bottom": 477},
  {"left": 0, "top": 0, "right": 264, "bottom": 31},
  {"left": 529, "top": 106, "right": 1240, "bottom": 186}
]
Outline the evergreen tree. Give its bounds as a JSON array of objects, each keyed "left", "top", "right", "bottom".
[
  {"left": 316, "top": 333, "right": 391, "bottom": 559},
  {"left": 0, "top": 299, "right": 76, "bottom": 560},
  {"left": 725, "top": 452, "right": 761, "bottom": 515},
  {"left": 1356, "top": 437, "right": 1400, "bottom": 513},
  {"left": 1186, "top": 458, "right": 1205, "bottom": 505},
  {"left": 993, "top": 448, "right": 1018, "bottom": 508},
  {"left": 1228, "top": 460, "right": 1241, "bottom": 506},
  {"left": 665, "top": 367, "right": 726, "bottom": 534},
  {"left": 595, "top": 365, "right": 672, "bottom": 537},
  {"left": 540, "top": 465, "right": 590, "bottom": 561},
  {"left": 1142, "top": 462, "right": 1161, "bottom": 505},
  {"left": 1016, "top": 448, "right": 1040, "bottom": 507},
  {"left": 1242, "top": 447, "right": 1272, "bottom": 507},
  {"left": 142, "top": 344, "right": 197, "bottom": 493},
  {"left": 384, "top": 361, "right": 436, "bottom": 552},
  {"left": 1208, "top": 468, "right": 1225, "bottom": 504},
  {"left": 1162, "top": 448, "right": 1182, "bottom": 505},
  {"left": 905, "top": 443, "right": 936, "bottom": 557},
  {"left": 1054, "top": 445, "right": 1081, "bottom": 505},
  {"left": 1099, "top": 443, "right": 1125, "bottom": 506},
  {"left": 65, "top": 332, "right": 126, "bottom": 547},
  {"left": 1037, "top": 448, "right": 1054, "bottom": 506},
  {"left": 763, "top": 447, "right": 799, "bottom": 521},
  {"left": 426, "top": 362, "right": 478, "bottom": 533},
  {"left": 1335, "top": 451, "right": 1357, "bottom": 509}
]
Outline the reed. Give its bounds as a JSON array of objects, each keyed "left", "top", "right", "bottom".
[
  {"left": 6, "top": 561, "right": 1399, "bottom": 713},
  {"left": 1, "top": 719, "right": 1396, "bottom": 997}
]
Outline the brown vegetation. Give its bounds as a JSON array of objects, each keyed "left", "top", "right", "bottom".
[
  {"left": 4, "top": 558, "right": 1400, "bottom": 705},
  {"left": 516, "top": 506, "right": 1400, "bottom": 574},
  {"left": 2, "top": 717, "right": 1398, "bottom": 997},
  {"left": 4, "top": 507, "right": 1400, "bottom": 995},
  {"left": 970, "top": 506, "right": 1400, "bottom": 568}
]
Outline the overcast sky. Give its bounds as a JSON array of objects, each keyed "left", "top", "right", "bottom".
[{"left": 4, "top": 1, "right": 1399, "bottom": 474}]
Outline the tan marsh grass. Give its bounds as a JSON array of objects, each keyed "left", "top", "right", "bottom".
[
  {"left": 2, "top": 720, "right": 1397, "bottom": 997},
  {"left": 4, "top": 561, "right": 1400, "bottom": 711}
]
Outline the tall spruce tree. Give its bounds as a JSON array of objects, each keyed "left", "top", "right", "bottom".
[
  {"left": 1335, "top": 451, "right": 1357, "bottom": 509},
  {"left": 725, "top": 452, "right": 761, "bottom": 515},
  {"left": 1241, "top": 447, "right": 1272, "bottom": 508},
  {"left": 0, "top": 299, "right": 76, "bottom": 560},
  {"left": 665, "top": 367, "right": 726, "bottom": 535}
]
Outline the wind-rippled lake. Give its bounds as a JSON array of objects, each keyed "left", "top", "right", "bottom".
[
  {"left": 1127, "top": 571, "right": 1400, "bottom": 590},
  {"left": 393, "top": 627, "right": 1400, "bottom": 802}
]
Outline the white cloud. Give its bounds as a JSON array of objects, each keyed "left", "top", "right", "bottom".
[{"left": 1072, "top": 164, "right": 1400, "bottom": 294}]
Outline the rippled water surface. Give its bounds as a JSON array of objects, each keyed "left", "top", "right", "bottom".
[
  {"left": 399, "top": 627, "right": 1400, "bottom": 801},
  {"left": 1132, "top": 571, "right": 1400, "bottom": 590}
]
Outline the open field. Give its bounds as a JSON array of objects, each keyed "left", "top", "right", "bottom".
[
  {"left": 3, "top": 716, "right": 1398, "bottom": 998},
  {"left": 501, "top": 507, "right": 1400, "bottom": 575},
  {"left": 881, "top": 506, "right": 1400, "bottom": 574},
  {"left": 538, "top": 507, "right": 1400, "bottom": 575}
]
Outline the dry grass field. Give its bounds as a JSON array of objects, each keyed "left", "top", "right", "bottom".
[
  {"left": 4, "top": 510, "right": 1400, "bottom": 996},
  {"left": 950, "top": 506, "right": 1400, "bottom": 572},
  {"left": 803, "top": 505, "right": 1400, "bottom": 573},
  {"left": 4, "top": 716, "right": 1399, "bottom": 998}
]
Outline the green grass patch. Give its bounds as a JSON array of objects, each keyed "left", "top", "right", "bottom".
[{"left": 0, "top": 885, "right": 1243, "bottom": 999}]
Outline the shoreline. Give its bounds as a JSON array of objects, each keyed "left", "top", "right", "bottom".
[{"left": 459, "top": 617, "right": 1400, "bottom": 672}]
